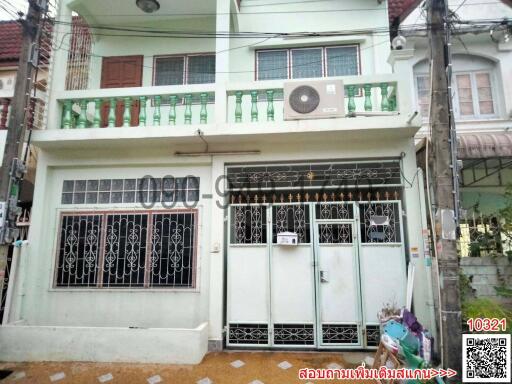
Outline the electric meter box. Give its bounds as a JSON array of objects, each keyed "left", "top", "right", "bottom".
[{"left": 276, "top": 232, "right": 298, "bottom": 245}]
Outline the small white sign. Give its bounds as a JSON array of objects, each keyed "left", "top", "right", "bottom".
[
  {"left": 276, "top": 232, "right": 298, "bottom": 245},
  {"left": 325, "top": 84, "right": 337, "bottom": 94}
]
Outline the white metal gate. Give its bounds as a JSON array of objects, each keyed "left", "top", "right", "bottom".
[{"left": 226, "top": 200, "right": 405, "bottom": 349}]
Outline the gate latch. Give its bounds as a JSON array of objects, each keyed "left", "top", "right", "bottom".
[{"left": 320, "top": 270, "right": 328, "bottom": 283}]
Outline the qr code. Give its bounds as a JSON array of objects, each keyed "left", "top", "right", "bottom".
[{"left": 462, "top": 334, "right": 511, "bottom": 383}]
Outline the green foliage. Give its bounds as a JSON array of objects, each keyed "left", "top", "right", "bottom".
[
  {"left": 459, "top": 272, "right": 474, "bottom": 302},
  {"left": 500, "top": 184, "right": 512, "bottom": 235},
  {"left": 494, "top": 286, "right": 512, "bottom": 298},
  {"left": 462, "top": 298, "right": 512, "bottom": 333}
]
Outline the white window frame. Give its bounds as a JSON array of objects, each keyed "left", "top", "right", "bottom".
[
  {"left": 414, "top": 70, "right": 498, "bottom": 121},
  {"left": 414, "top": 74, "right": 431, "bottom": 120},
  {"left": 255, "top": 44, "right": 360, "bottom": 81},
  {"left": 452, "top": 71, "right": 498, "bottom": 120}
]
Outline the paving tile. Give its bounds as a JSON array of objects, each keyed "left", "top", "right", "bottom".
[
  {"left": 147, "top": 375, "right": 162, "bottom": 384},
  {"left": 49, "top": 372, "right": 66, "bottom": 382},
  {"left": 197, "top": 378, "right": 213, "bottom": 384},
  {"left": 230, "top": 360, "right": 245, "bottom": 368},
  {"left": 277, "top": 361, "right": 292, "bottom": 370},
  {"left": 10, "top": 371, "right": 26, "bottom": 380},
  {"left": 326, "top": 362, "right": 343, "bottom": 369},
  {"left": 98, "top": 373, "right": 113, "bottom": 382}
]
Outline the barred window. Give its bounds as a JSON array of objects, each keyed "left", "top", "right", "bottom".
[
  {"left": 256, "top": 45, "right": 359, "bottom": 81},
  {"left": 154, "top": 54, "right": 215, "bottom": 85},
  {"left": 55, "top": 210, "right": 197, "bottom": 288}
]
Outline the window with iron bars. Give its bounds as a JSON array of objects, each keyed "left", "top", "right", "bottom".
[{"left": 55, "top": 210, "right": 197, "bottom": 288}]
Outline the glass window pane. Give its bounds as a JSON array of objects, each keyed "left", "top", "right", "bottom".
[
  {"left": 291, "top": 48, "right": 323, "bottom": 79},
  {"left": 456, "top": 75, "right": 474, "bottom": 116},
  {"left": 154, "top": 57, "right": 184, "bottom": 86},
  {"left": 416, "top": 75, "right": 430, "bottom": 118},
  {"left": 257, "top": 50, "right": 288, "bottom": 80},
  {"left": 476, "top": 73, "right": 494, "bottom": 115},
  {"left": 187, "top": 55, "right": 216, "bottom": 84},
  {"left": 326, "top": 46, "right": 358, "bottom": 76}
]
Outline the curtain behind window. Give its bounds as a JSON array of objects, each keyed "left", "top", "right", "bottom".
[
  {"left": 326, "top": 46, "right": 358, "bottom": 77},
  {"left": 154, "top": 57, "right": 185, "bottom": 85},
  {"left": 187, "top": 55, "right": 216, "bottom": 84},
  {"left": 291, "top": 48, "right": 323, "bottom": 79},
  {"left": 257, "top": 50, "right": 288, "bottom": 80}
]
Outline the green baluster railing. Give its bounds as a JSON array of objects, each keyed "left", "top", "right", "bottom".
[
  {"left": 380, "top": 83, "right": 389, "bottom": 112},
  {"left": 363, "top": 84, "right": 372, "bottom": 112},
  {"left": 347, "top": 85, "right": 356, "bottom": 114},
  {"left": 184, "top": 94, "right": 192, "bottom": 124},
  {"left": 139, "top": 96, "right": 147, "bottom": 126},
  {"left": 62, "top": 99, "right": 73, "bottom": 129},
  {"left": 250, "top": 90, "right": 258, "bottom": 122},
  {"left": 123, "top": 97, "right": 132, "bottom": 127},
  {"left": 235, "top": 91, "right": 243, "bottom": 122},
  {"left": 200, "top": 93, "right": 208, "bottom": 124},
  {"left": 93, "top": 98, "right": 101, "bottom": 128},
  {"left": 169, "top": 95, "right": 177, "bottom": 125},
  {"left": 389, "top": 93, "right": 397, "bottom": 112},
  {"left": 266, "top": 90, "right": 274, "bottom": 121},
  {"left": 77, "top": 99, "right": 87, "bottom": 128},
  {"left": 153, "top": 95, "right": 161, "bottom": 126},
  {"left": 108, "top": 98, "right": 116, "bottom": 127}
]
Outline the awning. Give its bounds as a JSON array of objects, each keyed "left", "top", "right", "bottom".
[{"left": 458, "top": 132, "right": 512, "bottom": 159}]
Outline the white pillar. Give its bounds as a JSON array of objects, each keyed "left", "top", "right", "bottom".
[{"left": 45, "top": 0, "right": 73, "bottom": 130}]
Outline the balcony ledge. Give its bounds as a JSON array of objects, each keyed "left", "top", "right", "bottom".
[{"left": 31, "top": 115, "right": 421, "bottom": 151}]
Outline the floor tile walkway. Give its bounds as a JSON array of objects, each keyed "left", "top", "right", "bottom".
[{"left": 0, "top": 351, "right": 376, "bottom": 384}]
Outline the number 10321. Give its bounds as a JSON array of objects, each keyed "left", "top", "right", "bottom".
[{"left": 467, "top": 318, "right": 507, "bottom": 332}]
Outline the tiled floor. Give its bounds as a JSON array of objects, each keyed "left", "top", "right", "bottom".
[{"left": 0, "top": 351, "right": 376, "bottom": 384}]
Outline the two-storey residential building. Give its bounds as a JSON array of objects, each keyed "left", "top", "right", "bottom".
[{"left": 0, "top": 0, "right": 434, "bottom": 364}]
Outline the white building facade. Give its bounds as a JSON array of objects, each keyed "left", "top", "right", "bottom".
[{"left": 0, "top": 0, "right": 435, "bottom": 364}]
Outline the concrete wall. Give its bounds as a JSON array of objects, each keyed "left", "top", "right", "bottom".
[{"left": 460, "top": 256, "right": 512, "bottom": 306}]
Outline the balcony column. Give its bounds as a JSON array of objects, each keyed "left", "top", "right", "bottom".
[
  {"left": 45, "top": 1, "right": 73, "bottom": 130},
  {"left": 387, "top": 48, "right": 416, "bottom": 116},
  {"left": 209, "top": 0, "right": 231, "bottom": 351}
]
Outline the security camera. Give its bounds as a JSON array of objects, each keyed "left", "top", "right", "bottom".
[{"left": 392, "top": 35, "right": 407, "bottom": 50}]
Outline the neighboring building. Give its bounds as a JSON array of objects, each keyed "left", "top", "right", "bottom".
[
  {"left": 0, "top": 0, "right": 434, "bottom": 364},
  {"left": 390, "top": 0, "right": 512, "bottom": 262}
]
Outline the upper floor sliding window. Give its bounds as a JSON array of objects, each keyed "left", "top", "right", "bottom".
[
  {"left": 154, "top": 54, "right": 215, "bottom": 86},
  {"left": 256, "top": 45, "right": 360, "bottom": 81}
]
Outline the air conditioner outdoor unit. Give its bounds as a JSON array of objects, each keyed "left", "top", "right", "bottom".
[{"left": 284, "top": 79, "right": 345, "bottom": 120}]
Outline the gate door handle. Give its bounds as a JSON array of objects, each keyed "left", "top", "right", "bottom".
[{"left": 320, "top": 270, "right": 328, "bottom": 283}]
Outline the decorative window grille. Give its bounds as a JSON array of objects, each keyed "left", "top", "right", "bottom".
[
  {"left": 359, "top": 202, "right": 401, "bottom": 243},
  {"left": 154, "top": 54, "right": 215, "bottom": 86},
  {"left": 272, "top": 204, "right": 310, "bottom": 244},
  {"left": 227, "top": 160, "right": 402, "bottom": 190},
  {"left": 316, "top": 202, "right": 353, "bottom": 220},
  {"left": 365, "top": 324, "right": 381, "bottom": 347},
  {"left": 230, "top": 205, "right": 267, "bottom": 244},
  {"left": 322, "top": 324, "right": 359, "bottom": 344},
  {"left": 256, "top": 45, "right": 359, "bottom": 81},
  {"left": 229, "top": 323, "right": 269, "bottom": 345},
  {"left": 55, "top": 210, "right": 197, "bottom": 288},
  {"left": 319, "top": 224, "right": 353, "bottom": 244},
  {"left": 65, "top": 15, "right": 93, "bottom": 91},
  {"left": 56, "top": 214, "right": 103, "bottom": 287},
  {"left": 273, "top": 324, "right": 315, "bottom": 345},
  {"left": 61, "top": 177, "right": 200, "bottom": 205}
]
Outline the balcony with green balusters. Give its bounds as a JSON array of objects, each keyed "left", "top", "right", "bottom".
[{"left": 60, "top": 90, "right": 215, "bottom": 129}]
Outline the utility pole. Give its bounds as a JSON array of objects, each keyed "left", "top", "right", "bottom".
[
  {"left": 427, "top": 0, "right": 462, "bottom": 380},
  {"left": 0, "top": 1, "right": 45, "bottom": 294},
  {"left": 0, "top": 0, "right": 44, "bottom": 240}
]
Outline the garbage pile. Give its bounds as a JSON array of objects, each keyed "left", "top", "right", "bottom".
[{"left": 377, "top": 308, "right": 442, "bottom": 384}]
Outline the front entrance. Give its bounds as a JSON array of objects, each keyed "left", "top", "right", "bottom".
[{"left": 226, "top": 198, "right": 406, "bottom": 349}]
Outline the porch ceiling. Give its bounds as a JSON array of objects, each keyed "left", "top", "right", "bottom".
[{"left": 70, "top": 0, "right": 217, "bottom": 26}]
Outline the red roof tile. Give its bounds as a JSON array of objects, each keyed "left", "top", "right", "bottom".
[{"left": 0, "top": 20, "right": 22, "bottom": 67}]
